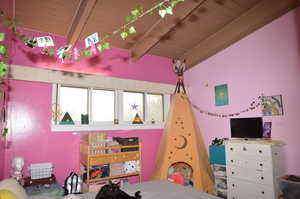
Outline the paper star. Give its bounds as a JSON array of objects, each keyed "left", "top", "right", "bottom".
[{"left": 131, "top": 104, "right": 138, "bottom": 110}]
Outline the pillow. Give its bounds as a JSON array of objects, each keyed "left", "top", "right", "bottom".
[
  {"left": 0, "top": 189, "right": 17, "bottom": 199},
  {"left": 63, "top": 194, "right": 81, "bottom": 199},
  {"left": 0, "top": 178, "right": 27, "bottom": 199}
]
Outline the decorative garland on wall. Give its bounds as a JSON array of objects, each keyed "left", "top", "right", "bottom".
[
  {"left": 0, "top": 0, "right": 185, "bottom": 68},
  {"left": 191, "top": 96, "right": 262, "bottom": 118}
]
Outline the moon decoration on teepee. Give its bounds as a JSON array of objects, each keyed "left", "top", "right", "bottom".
[{"left": 152, "top": 59, "right": 215, "bottom": 193}]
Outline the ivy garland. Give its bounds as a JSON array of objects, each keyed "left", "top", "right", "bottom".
[{"left": 0, "top": 0, "right": 185, "bottom": 66}]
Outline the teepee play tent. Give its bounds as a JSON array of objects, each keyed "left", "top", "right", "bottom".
[{"left": 152, "top": 60, "right": 215, "bottom": 193}]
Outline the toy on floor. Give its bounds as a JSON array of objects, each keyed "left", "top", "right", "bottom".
[
  {"left": 168, "top": 173, "right": 185, "bottom": 185},
  {"left": 64, "top": 172, "right": 83, "bottom": 195},
  {"left": 95, "top": 181, "right": 141, "bottom": 199},
  {"left": 211, "top": 138, "right": 228, "bottom": 146},
  {"left": 168, "top": 162, "right": 194, "bottom": 187}
]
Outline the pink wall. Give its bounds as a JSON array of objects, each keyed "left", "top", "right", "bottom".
[
  {"left": 1, "top": 26, "right": 176, "bottom": 183},
  {"left": 185, "top": 7, "right": 300, "bottom": 175},
  {"left": 10, "top": 28, "right": 175, "bottom": 84},
  {"left": 4, "top": 80, "right": 163, "bottom": 183}
]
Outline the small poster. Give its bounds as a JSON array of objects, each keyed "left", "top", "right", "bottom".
[
  {"left": 36, "top": 36, "right": 54, "bottom": 47},
  {"left": 215, "top": 84, "right": 229, "bottom": 106},
  {"left": 262, "top": 95, "right": 283, "bottom": 116},
  {"left": 85, "top": 32, "right": 99, "bottom": 48},
  {"left": 263, "top": 122, "right": 272, "bottom": 138}
]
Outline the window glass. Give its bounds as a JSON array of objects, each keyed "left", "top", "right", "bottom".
[
  {"left": 59, "top": 86, "right": 88, "bottom": 122},
  {"left": 123, "top": 92, "right": 144, "bottom": 122},
  {"left": 92, "top": 89, "right": 115, "bottom": 122},
  {"left": 147, "top": 94, "right": 163, "bottom": 123}
]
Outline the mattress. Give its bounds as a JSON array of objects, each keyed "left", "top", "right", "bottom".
[{"left": 29, "top": 180, "right": 221, "bottom": 199}]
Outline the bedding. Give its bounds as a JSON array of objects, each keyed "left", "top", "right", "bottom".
[{"left": 28, "top": 180, "right": 221, "bottom": 199}]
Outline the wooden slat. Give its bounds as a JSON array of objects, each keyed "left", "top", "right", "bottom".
[
  {"left": 130, "top": 0, "right": 208, "bottom": 61},
  {"left": 149, "top": 0, "right": 260, "bottom": 58},
  {"left": 66, "top": 0, "right": 97, "bottom": 47},
  {"left": 9, "top": 65, "right": 175, "bottom": 94},
  {"left": 15, "top": 0, "right": 79, "bottom": 37},
  {"left": 1, "top": 0, "right": 13, "bottom": 18},
  {"left": 181, "top": 0, "right": 299, "bottom": 69},
  {"left": 88, "top": 172, "right": 140, "bottom": 183}
]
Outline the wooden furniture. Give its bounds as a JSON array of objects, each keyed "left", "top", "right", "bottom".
[
  {"left": 80, "top": 141, "right": 142, "bottom": 192},
  {"left": 152, "top": 93, "right": 214, "bottom": 193},
  {"left": 225, "top": 140, "right": 285, "bottom": 199},
  {"left": 23, "top": 174, "right": 56, "bottom": 187}
]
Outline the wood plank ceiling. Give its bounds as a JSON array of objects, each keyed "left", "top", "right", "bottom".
[{"left": 14, "top": 0, "right": 299, "bottom": 69}]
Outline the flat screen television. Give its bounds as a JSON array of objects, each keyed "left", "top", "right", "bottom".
[{"left": 230, "top": 117, "right": 263, "bottom": 138}]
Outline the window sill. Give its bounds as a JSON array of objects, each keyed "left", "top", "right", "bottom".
[{"left": 51, "top": 123, "right": 164, "bottom": 132}]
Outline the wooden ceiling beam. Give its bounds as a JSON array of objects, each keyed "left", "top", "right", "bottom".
[
  {"left": 130, "top": 0, "right": 208, "bottom": 62},
  {"left": 66, "top": 0, "right": 97, "bottom": 47},
  {"left": 181, "top": 0, "right": 299, "bottom": 69}
]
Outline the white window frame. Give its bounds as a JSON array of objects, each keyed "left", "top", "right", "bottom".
[{"left": 51, "top": 84, "right": 170, "bottom": 132}]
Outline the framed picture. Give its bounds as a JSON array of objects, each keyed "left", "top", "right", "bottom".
[
  {"left": 262, "top": 95, "right": 283, "bottom": 116},
  {"left": 215, "top": 84, "right": 229, "bottom": 106},
  {"left": 263, "top": 122, "right": 272, "bottom": 138}
]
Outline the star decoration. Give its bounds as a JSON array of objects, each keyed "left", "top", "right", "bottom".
[{"left": 131, "top": 104, "right": 138, "bottom": 110}]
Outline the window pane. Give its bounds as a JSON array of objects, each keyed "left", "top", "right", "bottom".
[
  {"left": 92, "top": 89, "right": 114, "bottom": 122},
  {"left": 123, "top": 92, "right": 144, "bottom": 122},
  {"left": 60, "top": 86, "right": 88, "bottom": 122},
  {"left": 147, "top": 94, "right": 163, "bottom": 123}
]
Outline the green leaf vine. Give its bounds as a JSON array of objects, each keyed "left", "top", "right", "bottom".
[
  {"left": 0, "top": 0, "right": 185, "bottom": 62},
  {"left": 98, "top": 0, "right": 185, "bottom": 48}
]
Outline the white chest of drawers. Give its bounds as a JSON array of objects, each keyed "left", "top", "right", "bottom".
[{"left": 225, "top": 140, "right": 285, "bottom": 199}]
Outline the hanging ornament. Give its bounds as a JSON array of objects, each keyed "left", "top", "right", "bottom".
[
  {"left": 24, "top": 38, "right": 37, "bottom": 48},
  {"left": 57, "top": 45, "right": 71, "bottom": 63},
  {"left": 90, "top": 43, "right": 97, "bottom": 55},
  {"left": 73, "top": 48, "right": 80, "bottom": 61},
  {"left": 41, "top": 46, "right": 49, "bottom": 55}
]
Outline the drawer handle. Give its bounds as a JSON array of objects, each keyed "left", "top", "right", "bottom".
[
  {"left": 261, "top": 191, "right": 265, "bottom": 194},
  {"left": 261, "top": 177, "right": 264, "bottom": 180},
  {"left": 242, "top": 147, "right": 247, "bottom": 151},
  {"left": 259, "top": 163, "right": 263, "bottom": 167},
  {"left": 232, "top": 184, "right": 235, "bottom": 187},
  {"left": 231, "top": 160, "right": 234, "bottom": 163},
  {"left": 259, "top": 150, "right": 262, "bottom": 153},
  {"left": 230, "top": 147, "right": 233, "bottom": 151},
  {"left": 232, "top": 197, "right": 235, "bottom": 199},
  {"left": 231, "top": 171, "right": 235, "bottom": 175}
]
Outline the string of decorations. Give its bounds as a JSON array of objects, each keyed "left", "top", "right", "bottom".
[
  {"left": 190, "top": 96, "right": 263, "bottom": 118},
  {"left": 0, "top": 0, "right": 185, "bottom": 66}
]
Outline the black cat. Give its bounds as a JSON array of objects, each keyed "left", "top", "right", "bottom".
[{"left": 95, "top": 182, "right": 142, "bottom": 199}]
